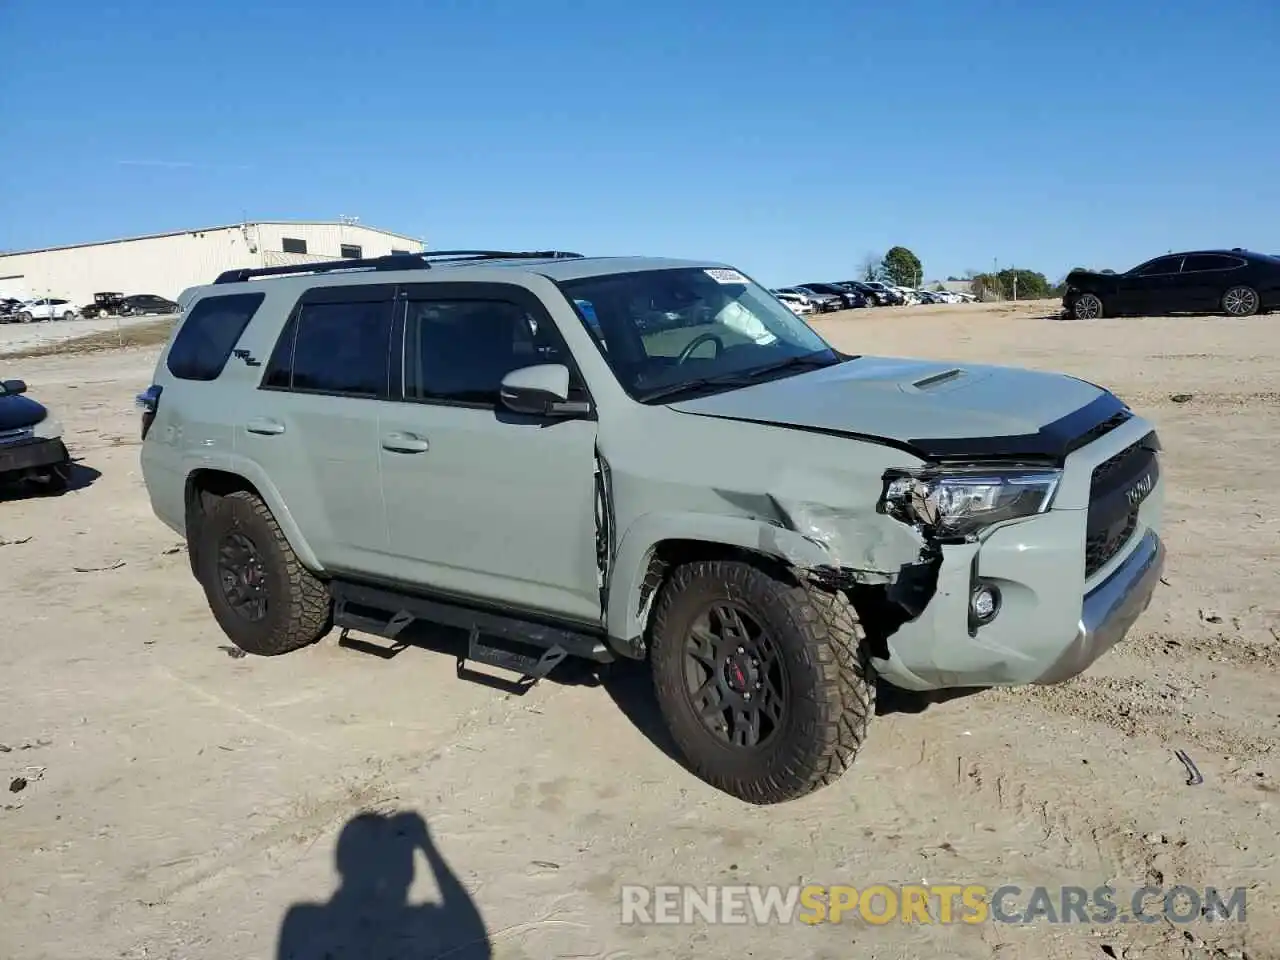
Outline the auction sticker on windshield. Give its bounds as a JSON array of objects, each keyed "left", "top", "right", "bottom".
[{"left": 705, "top": 268, "right": 749, "bottom": 285}]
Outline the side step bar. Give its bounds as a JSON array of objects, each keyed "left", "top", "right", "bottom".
[{"left": 330, "top": 579, "right": 613, "bottom": 688}]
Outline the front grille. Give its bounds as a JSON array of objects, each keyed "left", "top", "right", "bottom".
[{"left": 1084, "top": 433, "right": 1158, "bottom": 578}]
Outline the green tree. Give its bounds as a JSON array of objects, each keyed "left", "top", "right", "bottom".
[
  {"left": 970, "top": 268, "right": 1052, "bottom": 300},
  {"left": 881, "top": 246, "right": 923, "bottom": 287}
]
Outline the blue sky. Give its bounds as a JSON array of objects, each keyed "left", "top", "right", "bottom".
[{"left": 1, "top": 0, "right": 1276, "bottom": 287}]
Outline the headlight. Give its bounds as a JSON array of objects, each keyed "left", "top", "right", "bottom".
[{"left": 880, "top": 467, "right": 1062, "bottom": 539}]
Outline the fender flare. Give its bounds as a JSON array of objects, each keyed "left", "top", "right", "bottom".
[
  {"left": 184, "top": 454, "right": 325, "bottom": 575},
  {"left": 604, "top": 511, "right": 832, "bottom": 652}
]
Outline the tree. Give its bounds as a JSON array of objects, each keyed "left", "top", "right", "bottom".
[
  {"left": 881, "top": 246, "right": 923, "bottom": 287},
  {"left": 859, "top": 252, "right": 884, "bottom": 282},
  {"left": 970, "top": 268, "right": 1051, "bottom": 300}
]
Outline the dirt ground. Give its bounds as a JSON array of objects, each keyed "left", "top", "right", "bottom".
[{"left": 1, "top": 300, "right": 1276, "bottom": 960}]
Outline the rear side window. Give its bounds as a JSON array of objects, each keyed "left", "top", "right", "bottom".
[
  {"left": 1182, "top": 254, "right": 1243, "bottom": 272},
  {"left": 262, "top": 297, "right": 394, "bottom": 398},
  {"left": 166, "top": 292, "right": 265, "bottom": 381}
]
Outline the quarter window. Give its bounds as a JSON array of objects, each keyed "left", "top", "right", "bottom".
[
  {"left": 263, "top": 298, "right": 393, "bottom": 397},
  {"left": 405, "top": 299, "right": 579, "bottom": 405},
  {"left": 166, "top": 292, "right": 265, "bottom": 381}
]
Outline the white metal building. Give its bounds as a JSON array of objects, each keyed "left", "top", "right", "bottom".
[{"left": 0, "top": 220, "right": 426, "bottom": 307}]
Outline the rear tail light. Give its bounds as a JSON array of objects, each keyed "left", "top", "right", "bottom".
[{"left": 136, "top": 384, "right": 162, "bottom": 440}]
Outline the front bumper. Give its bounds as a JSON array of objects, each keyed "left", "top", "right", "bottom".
[
  {"left": 0, "top": 437, "right": 70, "bottom": 478},
  {"left": 872, "top": 421, "right": 1165, "bottom": 692}
]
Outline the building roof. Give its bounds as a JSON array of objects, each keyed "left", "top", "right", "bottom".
[{"left": 0, "top": 220, "right": 424, "bottom": 258}]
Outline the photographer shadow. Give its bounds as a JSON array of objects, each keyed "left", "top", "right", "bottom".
[{"left": 277, "top": 810, "right": 491, "bottom": 960}]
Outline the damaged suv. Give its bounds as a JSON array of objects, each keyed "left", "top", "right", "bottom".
[{"left": 139, "top": 250, "right": 1166, "bottom": 804}]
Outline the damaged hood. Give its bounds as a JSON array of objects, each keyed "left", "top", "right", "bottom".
[
  {"left": 669, "top": 355, "right": 1125, "bottom": 461},
  {"left": 0, "top": 391, "right": 47, "bottom": 432}
]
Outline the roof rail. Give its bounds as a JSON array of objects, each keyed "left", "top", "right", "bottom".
[{"left": 213, "top": 250, "right": 585, "bottom": 284}]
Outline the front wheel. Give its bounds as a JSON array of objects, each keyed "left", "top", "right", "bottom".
[
  {"left": 649, "top": 559, "right": 875, "bottom": 804},
  {"left": 194, "top": 490, "right": 332, "bottom": 655},
  {"left": 61, "top": 311, "right": 75, "bottom": 322},
  {"left": 1073, "top": 293, "right": 1104, "bottom": 320},
  {"left": 18, "top": 312, "right": 32, "bottom": 324},
  {"left": 1222, "top": 285, "right": 1259, "bottom": 317}
]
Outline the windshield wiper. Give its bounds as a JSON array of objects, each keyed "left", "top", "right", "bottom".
[
  {"left": 734, "top": 350, "right": 843, "bottom": 382},
  {"left": 635, "top": 374, "right": 757, "bottom": 403},
  {"left": 634, "top": 351, "right": 842, "bottom": 404}
]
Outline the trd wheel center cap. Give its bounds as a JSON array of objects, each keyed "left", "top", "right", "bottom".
[{"left": 723, "top": 654, "right": 756, "bottom": 693}]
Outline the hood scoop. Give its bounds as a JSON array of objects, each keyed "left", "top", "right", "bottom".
[{"left": 900, "top": 366, "right": 987, "bottom": 394}]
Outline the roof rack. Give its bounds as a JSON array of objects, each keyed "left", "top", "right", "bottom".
[{"left": 213, "top": 250, "right": 585, "bottom": 284}]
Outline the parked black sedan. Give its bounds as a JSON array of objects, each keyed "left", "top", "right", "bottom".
[
  {"left": 120, "top": 294, "right": 180, "bottom": 316},
  {"left": 1063, "top": 249, "right": 1280, "bottom": 319},
  {"left": 797, "top": 282, "right": 865, "bottom": 310}
]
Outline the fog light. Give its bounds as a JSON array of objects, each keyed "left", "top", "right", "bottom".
[{"left": 970, "top": 583, "right": 1001, "bottom": 624}]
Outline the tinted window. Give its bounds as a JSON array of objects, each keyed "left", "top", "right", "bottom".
[
  {"left": 264, "top": 299, "right": 393, "bottom": 397},
  {"left": 405, "top": 299, "right": 575, "bottom": 405},
  {"left": 281, "top": 237, "right": 307, "bottom": 254},
  {"left": 340, "top": 244, "right": 362, "bottom": 259},
  {"left": 166, "top": 293, "right": 265, "bottom": 381},
  {"left": 1137, "top": 256, "right": 1183, "bottom": 275},
  {"left": 1182, "top": 254, "right": 1242, "bottom": 272}
]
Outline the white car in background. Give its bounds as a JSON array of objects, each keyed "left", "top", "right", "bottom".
[
  {"left": 15, "top": 298, "right": 78, "bottom": 322},
  {"left": 771, "top": 290, "right": 814, "bottom": 315}
]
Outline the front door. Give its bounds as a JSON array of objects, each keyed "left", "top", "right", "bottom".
[
  {"left": 378, "top": 284, "right": 602, "bottom": 626},
  {"left": 1117, "top": 255, "right": 1185, "bottom": 314}
]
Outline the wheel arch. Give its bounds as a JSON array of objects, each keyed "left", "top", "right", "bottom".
[
  {"left": 604, "top": 512, "right": 831, "bottom": 658},
  {"left": 183, "top": 465, "right": 324, "bottom": 577}
]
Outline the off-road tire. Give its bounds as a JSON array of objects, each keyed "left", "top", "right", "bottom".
[
  {"left": 649, "top": 559, "right": 875, "bottom": 804},
  {"left": 1073, "top": 293, "right": 1104, "bottom": 320},
  {"left": 195, "top": 490, "right": 331, "bottom": 656},
  {"left": 1222, "top": 285, "right": 1259, "bottom": 317}
]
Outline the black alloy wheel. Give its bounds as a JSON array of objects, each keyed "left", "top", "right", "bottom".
[
  {"left": 217, "top": 531, "right": 270, "bottom": 622},
  {"left": 684, "top": 601, "right": 787, "bottom": 749}
]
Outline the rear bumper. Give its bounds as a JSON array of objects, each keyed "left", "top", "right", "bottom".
[{"left": 0, "top": 437, "right": 69, "bottom": 477}]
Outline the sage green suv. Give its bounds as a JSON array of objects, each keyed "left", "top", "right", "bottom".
[{"left": 139, "top": 250, "right": 1166, "bottom": 804}]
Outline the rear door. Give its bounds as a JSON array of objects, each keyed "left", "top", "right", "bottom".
[
  {"left": 245, "top": 284, "right": 396, "bottom": 576},
  {"left": 1178, "top": 253, "right": 1245, "bottom": 310},
  {"left": 377, "top": 282, "right": 602, "bottom": 625}
]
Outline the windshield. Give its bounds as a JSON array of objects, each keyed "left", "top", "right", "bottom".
[{"left": 557, "top": 266, "right": 842, "bottom": 402}]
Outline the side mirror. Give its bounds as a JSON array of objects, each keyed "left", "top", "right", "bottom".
[
  {"left": 499, "top": 364, "right": 589, "bottom": 417},
  {"left": 1, "top": 379, "right": 27, "bottom": 395}
]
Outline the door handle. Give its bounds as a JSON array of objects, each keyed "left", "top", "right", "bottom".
[
  {"left": 381, "top": 432, "right": 429, "bottom": 453},
  {"left": 245, "top": 418, "right": 285, "bottom": 436}
]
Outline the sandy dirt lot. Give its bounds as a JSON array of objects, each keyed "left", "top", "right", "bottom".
[
  {"left": 0, "top": 313, "right": 172, "bottom": 357},
  {"left": 1, "top": 300, "right": 1276, "bottom": 960}
]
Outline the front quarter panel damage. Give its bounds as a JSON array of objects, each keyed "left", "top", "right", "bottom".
[{"left": 597, "top": 412, "right": 931, "bottom": 653}]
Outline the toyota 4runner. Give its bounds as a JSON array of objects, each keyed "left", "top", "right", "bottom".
[{"left": 138, "top": 250, "right": 1166, "bottom": 804}]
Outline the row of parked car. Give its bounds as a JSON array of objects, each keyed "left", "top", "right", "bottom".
[
  {"left": 769, "top": 280, "right": 977, "bottom": 314},
  {"left": 0, "top": 292, "right": 180, "bottom": 323}
]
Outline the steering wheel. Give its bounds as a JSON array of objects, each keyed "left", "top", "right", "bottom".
[{"left": 675, "top": 332, "right": 724, "bottom": 365}]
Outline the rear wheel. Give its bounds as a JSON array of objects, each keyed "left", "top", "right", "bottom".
[
  {"left": 61, "top": 311, "right": 75, "bottom": 322},
  {"left": 1222, "top": 285, "right": 1259, "bottom": 317},
  {"left": 194, "top": 490, "right": 332, "bottom": 655},
  {"left": 649, "top": 559, "right": 875, "bottom": 804},
  {"left": 1073, "top": 293, "right": 1104, "bottom": 319}
]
